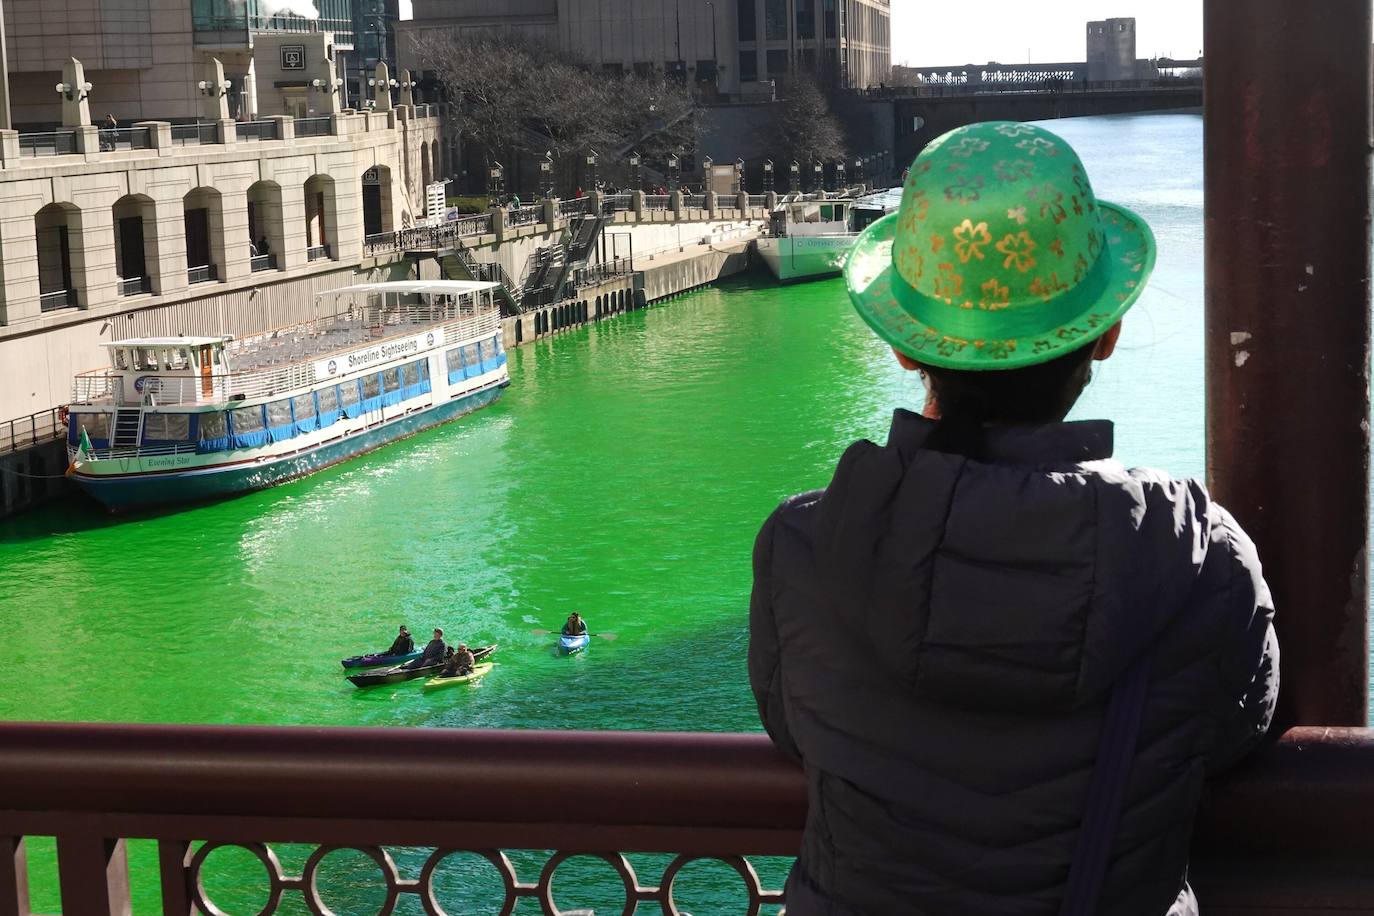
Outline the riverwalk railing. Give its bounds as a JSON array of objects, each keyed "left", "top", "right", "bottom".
[
  {"left": 645, "top": 194, "right": 671, "bottom": 210},
  {"left": 560, "top": 197, "right": 592, "bottom": 218},
  {"left": 170, "top": 122, "right": 219, "bottom": 146},
  {"left": 17, "top": 130, "right": 76, "bottom": 157},
  {"left": 0, "top": 407, "right": 65, "bottom": 457},
  {"left": 573, "top": 257, "right": 635, "bottom": 289},
  {"left": 363, "top": 214, "right": 495, "bottom": 257},
  {"left": 683, "top": 194, "right": 707, "bottom": 209},
  {"left": 508, "top": 205, "right": 542, "bottom": 227},
  {"left": 0, "top": 722, "right": 1370, "bottom": 914}
]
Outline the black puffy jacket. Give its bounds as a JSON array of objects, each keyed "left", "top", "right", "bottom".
[{"left": 749, "top": 410, "right": 1277, "bottom": 916}]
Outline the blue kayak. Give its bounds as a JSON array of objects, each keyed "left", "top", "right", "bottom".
[
  {"left": 558, "top": 633, "right": 590, "bottom": 655},
  {"left": 340, "top": 649, "right": 423, "bottom": 670}
]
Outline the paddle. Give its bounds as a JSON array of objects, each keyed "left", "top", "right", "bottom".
[{"left": 531, "top": 629, "right": 618, "bottom": 642}]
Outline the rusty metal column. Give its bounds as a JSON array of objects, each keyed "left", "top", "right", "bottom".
[{"left": 1205, "top": 0, "right": 1372, "bottom": 727}]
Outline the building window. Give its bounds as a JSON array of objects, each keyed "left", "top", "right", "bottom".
[
  {"left": 823, "top": 0, "right": 836, "bottom": 38},
  {"left": 737, "top": 0, "right": 756, "bottom": 41},
  {"left": 739, "top": 50, "right": 758, "bottom": 81},
  {"left": 765, "top": 0, "right": 786, "bottom": 39},
  {"left": 602, "top": 63, "right": 624, "bottom": 76},
  {"left": 799, "top": 47, "right": 816, "bottom": 71},
  {"left": 766, "top": 48, "right": 789, "bottom": 77},
  {"left": 665, "top": 60, "right": 687, "bottom": 81},
  {"left": 796, "top": 0, "right": 814, "bottom": 39},
  {"left": 634, "top": 62, "right": 654, "bottom": 77}
]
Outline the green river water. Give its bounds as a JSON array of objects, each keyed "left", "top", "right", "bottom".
[{"left": 0, "top": 113, "right": 1208, "bottom": 914}]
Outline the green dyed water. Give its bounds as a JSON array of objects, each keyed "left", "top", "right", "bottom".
[{"left": 0, "top": 113, "right": 1208, "bottom": 914}]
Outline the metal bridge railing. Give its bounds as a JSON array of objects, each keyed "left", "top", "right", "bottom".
[{"left": 0, "top": 407, "right": 65, "bottom": 457}]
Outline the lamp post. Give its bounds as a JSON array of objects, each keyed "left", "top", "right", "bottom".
[
  {"left": 488, "top": 160, "right": 504, "bottom": 199},
  {"left": 854, "top": 156, "right": 864, "bottom": 188},
  {"left": 836, "top": 159, "right": 846, "bottom": 189},
  {"left": 540, "top": 151, "right": 555, "bottom": 199},
  {"left": 789, "top": 159, "right": 800, "bottom": 193},
  {"left": 628, "top": 151, "right": 642, "bottom": 191},
  {"left": 668, "top": 152, "right": 681, "bottom": 191},
  {"left": 814, "top": 160, "right": 824, "bottom": 192},
  {"left": 763, "top": 159, "right": 774, "bottom": 193},
  {"left": 735, "top": 157, "right": 745, "bottom": 193},
  {"left": 701, "top": 155, "right": 713, "bottom": 194},
  {"left": 706, "top": 0, "right": 718, "bottom": 85}
]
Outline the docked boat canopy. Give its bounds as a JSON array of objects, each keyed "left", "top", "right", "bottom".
[{"left": 321, "top": 281, "right": 501, "bottom": 299}]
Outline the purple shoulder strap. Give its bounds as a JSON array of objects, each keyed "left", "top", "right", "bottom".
[{"left": 1058, "top": 652, "right": 1154, "bottom": 916}]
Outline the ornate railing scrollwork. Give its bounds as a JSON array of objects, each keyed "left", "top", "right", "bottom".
[{"left": 186, "top": 842, "right": 785, "bottom": 916}]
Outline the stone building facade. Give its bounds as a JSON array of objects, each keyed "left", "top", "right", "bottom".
[
  {"left": 0, "top": 107, "right": 443, "bottom": 420},
  {"left": 397, "top": 0, "right": 892, "bottom": 98}
]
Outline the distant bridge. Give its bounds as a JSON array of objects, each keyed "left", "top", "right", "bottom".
[{"left": 881, "top": 80, "right": 1203, "bottom": 164}]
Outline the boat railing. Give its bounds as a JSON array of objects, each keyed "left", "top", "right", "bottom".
[
  {"left": 76, "top": 442, "right": 200, "bottom": 461},
  {"left": 70, "top": 311, "right": 502, "bottom": 407}
]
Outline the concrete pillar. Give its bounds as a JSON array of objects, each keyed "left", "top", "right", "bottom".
[
  {"left": 266, "top": 115, "right": 294, "bottom": 141},
  {"left": 276, "top": 173, "right": 308, "bottom": 271},
  {"left": 632, "top": 190, "right": 646, "bottom": 221},
  {"left": 135, "top": 121, "right": 172, "bottom": 154},
  {"left": 766, "top": 191, "right": 778, "bottom": 210},
  {"left": 329, "top": 112, "right": 349, "bottom": 137},
  {"left": 737, "top": 191, "right": 749, "bottom": 213},
  {"left": 0, "top": 185, "right": 40, "bottom": 324},
  {"left": 73, "top": 126, "right": 99, "bottom": 157},
  {"left": 200, "top": 57, "right": 230, "bottom": 122},
  {"left": 59, "top": 57, "right": 91, "bottom": 128},
  {"left": 329, "top": 162, "right": 363, "bottom": 263},
  {"left": 219, "top": 180, "right": 253, "bottom": 282},
  {"left": 371, "top": 61, "right": 393, "bottom": 113},
  {"left": 543, "top": 198, "right": 557, "bottom": 233},
  {"left": 489, "top": 205, "right": 506, "bottom": 244},
  {"left": 215, "top": 118, "right": 236, "bottom": 145},
  {"left": 72, "top": 188, "right": 119, "bottom": 309},
  {"left": 588, "top": 190, "right": 602, "bottom": 216},
  {"left": 0, "top": 130, "right": 17, "bottom": 167},
  {"left": 671, "top": 190, "right": 684, "bottom": 220},
  {"left": 397, "top": 68, "right": 416, "bottom": 110},
  {"left": 148, "top": 194, "right": 189, "bottom": 297},
  {"left": 706, "top": 191, "right": 717, "bottom": 218}
]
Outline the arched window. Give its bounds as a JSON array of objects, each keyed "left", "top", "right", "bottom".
[
  {"left": 112, "top": 194, "right": 157, "bottom": 296},
  {"left": 246, "top": 180, "right": 284, "bottom": 272},
  {"left": 304, "top": 174, "right": 338, "bottom": 261},
  {"left": 183, "top": 187, "right": 225, "bottom": 283},
  {"left": 34, "top": 202, "right": 84, "bottom": 310}
]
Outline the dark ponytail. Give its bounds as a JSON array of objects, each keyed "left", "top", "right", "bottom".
[{"left": 919, "top": 343, "right": 1099, "bottom": 459}]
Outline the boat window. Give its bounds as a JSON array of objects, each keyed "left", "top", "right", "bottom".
[
  {"left": 163, "top": 349, "right": 190, "bottom": 371},
  {"left": 446, "top": 347, "right": 464, "bottom": 372},
  {"left": 461, "top": 343, "right": 480, "bottom": 366},
  {"left": 318, "top": 387, "right": 340, "bottom": 414},
  {"left": 134, "top": 348, "right": 160, "bottom": 371},
  {"left": 339, "top": 381, "right": 361, "bottom": 408},
  {"left": 292, "top": 393, "right": 317, "bottom": 420},
  {"left": 362, "top": 374, "right": 381, "bottom": 399},
  {"left": 402, "top": 362, "right": 420, "bottom": 388},
  {"left": 267, "top": 400, "right": 293, "bottom": 428},
  {"left": 492, "top": 336, "right": 504, "bottom": 355},
  {"left": 231, "top": 405, "right": 265, "bottom": 433},
  {"left": 382, "top": 367, "right": 401, "bottom": 393},
  {"left": 72, "top": 411, "right": 110, "bottom": 441},
  {"left": 113, "top": 350, "right": 128, "bottom": 371},
  {"left": 143, "top": 412, "right": 190, "bottom": 441},
  {"left": 821, "top": 205, "right": 834, "bottom": 221},
  {"left": 834, "top": 205, "right": 845, "bottom": 221},
  {"left": 417, "top": 358, "right": 431, "bottom": 380},
  {"left": 199, "top": 412, "right": 227, "bottom": 441}
]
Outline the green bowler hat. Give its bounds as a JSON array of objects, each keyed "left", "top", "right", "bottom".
[{"left": 844, "top": 121, "right": 1156, "bottom": 369}]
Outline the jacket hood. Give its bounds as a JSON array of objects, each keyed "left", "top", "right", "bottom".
[{"left": 812, "top": 410, "right": 1212, "bottom": 712}]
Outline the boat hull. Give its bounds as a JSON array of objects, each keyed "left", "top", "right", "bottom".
[
  {"left": 70, "top": 383, "right": 505, "bottom": 513},
  {"left": 558, "top": 634, "right": 589, "bottom": 655},
  {"left": 423, "top": 663, "right": 494, "bottom": 690},
  {"left": 756, "top": 234, "right": 856, "bottom": 282},
  {"left": 341, "top": 650, "right": 423, "bottom": 670}
]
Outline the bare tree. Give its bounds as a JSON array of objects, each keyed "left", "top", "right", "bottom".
[
  {"left": 408, "top": 29, "right": 699, "bottom": 194},
  {"left": 767, "top": 70, "right": 847, "bottom": 170}
]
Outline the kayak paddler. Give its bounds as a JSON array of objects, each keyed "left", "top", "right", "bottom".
[
  {"left": 416, "top": 628, "right": 447, "bottom": 666},
  {"left": 443, "top": 643, "right": 476, "bottom": 677},
  {"left": 386, "top": 625, "right": 414, "bottom": 656},
  {"left": 562, "top": 613, "right": 588, "bottom": 637}
]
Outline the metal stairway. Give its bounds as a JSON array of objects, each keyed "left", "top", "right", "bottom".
[{"left": 111, "top": 408, "right": 142, "bottom": 449}]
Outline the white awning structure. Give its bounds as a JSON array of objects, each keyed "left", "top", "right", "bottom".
[{"left": 319, "top": 280, "right": 501, "bottom": 299}]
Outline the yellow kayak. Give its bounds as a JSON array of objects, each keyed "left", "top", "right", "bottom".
[{"left": 422, "top": 663, "right": 493, "bottom": 690}]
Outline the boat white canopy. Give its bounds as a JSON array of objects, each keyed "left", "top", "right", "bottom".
[
  {"left": 107, "top": 335, "right": 233, "bottom": 349},
  {"left": 319, "top": 280, "right": 501, "bottom": 299}
]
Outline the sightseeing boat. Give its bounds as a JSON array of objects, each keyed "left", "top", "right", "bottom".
[
  {"left": 756, "top": 188, "right": 902, "bottom": 282},
  {"left": 64, "top": 280, "right": 509, "bottom": 513}
]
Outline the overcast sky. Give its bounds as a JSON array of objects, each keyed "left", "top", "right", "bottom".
[{"left": 890, "top": 0, "right": 1204, "bottom": 67}]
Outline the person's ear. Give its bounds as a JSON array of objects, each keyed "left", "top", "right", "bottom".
[
  {"left": 1093, "top": 322, "right": 1122, "bottom": 361},
  {"left": 892, "top": 348, "right": 922, "bottom": 371}
]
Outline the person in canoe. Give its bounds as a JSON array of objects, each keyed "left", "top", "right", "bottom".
[
  {"left": 562, "top": 613, "right": 588, "bottom": 637},
  {"left": 386, "top": 625, "right": 414, "bottom": 657},
  {"left": 442, "top": 643, "right": 476, "bottom": 678},
  {"left": 411, "top": 628, "right": 447, "bottom": 667}
]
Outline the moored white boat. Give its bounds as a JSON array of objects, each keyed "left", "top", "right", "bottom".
[
  {"left": 65, "top": 280, "right": 509, "bottom": 513},
  {"left": 756, "top": 189, "right": 902, "bottom": 282}
]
